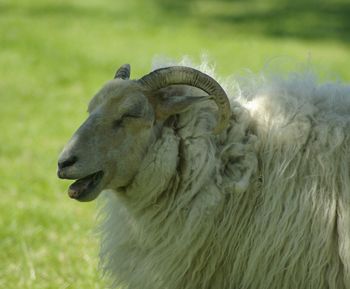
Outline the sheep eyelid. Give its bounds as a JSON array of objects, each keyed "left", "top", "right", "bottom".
[
  {"left": 112, "top": 119, "right": 123, "bottom": 129},
  {"left": 112, "top": 113, "right": 142, "bottom": 129},
  {"left": 122, "top": 112, "right": 142, "bottom": 119}
]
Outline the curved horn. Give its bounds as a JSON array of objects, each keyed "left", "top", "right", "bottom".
[
  {"left": 137, "top": 66, "right": 231, "bottom": 134},
  {"left": 114, "top": 64, "right": 131, "bottom": 80}
]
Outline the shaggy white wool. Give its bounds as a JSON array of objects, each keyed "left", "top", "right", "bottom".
[{"left": 99, "top": 58, "right": 350, "bottom": 289}]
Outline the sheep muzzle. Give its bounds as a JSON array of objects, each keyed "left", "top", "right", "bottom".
[{"left": 67, "top": 170, "right": 104, "bottom": 201}]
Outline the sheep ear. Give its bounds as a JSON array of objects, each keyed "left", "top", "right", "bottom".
[
  {"left": 152, "top": 95, "right": 212, "bottom": 120},
  {"left": 114, "top": 64, "right": 131, "bottom": 80}
]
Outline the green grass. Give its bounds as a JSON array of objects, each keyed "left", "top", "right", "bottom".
[{"left": 0, "top": 0, "right": 349, "bottom": 288}]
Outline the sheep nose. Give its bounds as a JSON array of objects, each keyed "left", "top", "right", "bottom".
[{"left": 58, "top": 155, "right": 78, "bottom": 170}]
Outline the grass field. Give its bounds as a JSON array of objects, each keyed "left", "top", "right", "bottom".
[{"left": 1, "top": 0, "right": 349, "bottom": 288}]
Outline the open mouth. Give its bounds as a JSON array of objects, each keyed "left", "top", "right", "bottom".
[{"left": 68, "top": 171, "right": 104, "bottom": 201}]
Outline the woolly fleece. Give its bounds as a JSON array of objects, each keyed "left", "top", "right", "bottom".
[{"left": 99, "top": 58, "right": 350, "bottom": 289}]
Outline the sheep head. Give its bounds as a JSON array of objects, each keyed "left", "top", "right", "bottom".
[{"left": 57, "top": 64, "right": 231, "bottom": 202}]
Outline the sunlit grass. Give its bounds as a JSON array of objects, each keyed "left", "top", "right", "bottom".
[{"left": 0, "top": 0, "right": 349, "bottom": 288}]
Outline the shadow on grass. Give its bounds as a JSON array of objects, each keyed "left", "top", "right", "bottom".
[
  {"left": 155, "top": 0, "right": 350, "bottom": 43},
  {"left": 209, "top": 1, "right": 350, "bottom": 42},
  {"left": 1, "top": 0, "right": 350, "bottom": 43}
]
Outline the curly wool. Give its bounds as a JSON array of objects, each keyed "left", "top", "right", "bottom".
[{"left": 99, "top": 59, "right": 350, "bottom": 289}]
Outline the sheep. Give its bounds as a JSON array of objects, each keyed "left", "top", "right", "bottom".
[{"left": 57, "top": 59, "right": 350, "bottom": 289}]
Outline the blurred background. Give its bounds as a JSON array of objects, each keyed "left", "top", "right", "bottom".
[{"left": 0, "top": 0, "right": 349, "bottom": 288}]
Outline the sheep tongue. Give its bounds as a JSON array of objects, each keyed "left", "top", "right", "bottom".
[{"left": 68, "top": 176, "right": 94, "bottom": 199}]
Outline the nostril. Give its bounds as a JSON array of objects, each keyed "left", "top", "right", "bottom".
[{"left": 58, "top": 155, "right": 78, "bottom": 169}]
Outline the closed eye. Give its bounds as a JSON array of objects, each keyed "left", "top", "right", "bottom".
[
  {"left": 112, "top": 118, "right": 123, "bottom": 129},
  {"left": 122, "top": 113, "right": 141, "bottom": 119},
  {"left": 112, "top": 113, "right": 142, "bottom": 129}
]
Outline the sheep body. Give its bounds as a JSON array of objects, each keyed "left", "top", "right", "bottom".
[{"left": 98, "top": 60, "right": 350, "bottom": 289}]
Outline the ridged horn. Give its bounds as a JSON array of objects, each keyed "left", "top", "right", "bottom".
[
  {"left": 137, "top": 66, "right": 231, "bottom": 134},
  {"left": 114, "top": 64, "right": 131, "bottom": 80}
]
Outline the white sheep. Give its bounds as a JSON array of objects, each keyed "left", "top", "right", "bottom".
[{"left": 58, "top": 59, "right": 350, "bottom": 289}]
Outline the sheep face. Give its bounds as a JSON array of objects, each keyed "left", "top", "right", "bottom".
[
  {"left": 57, "top": 80, "right": 155, "bottom": 201},
  {"left": 57, "top": 64, "right": 231, "bottom": 202}
]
